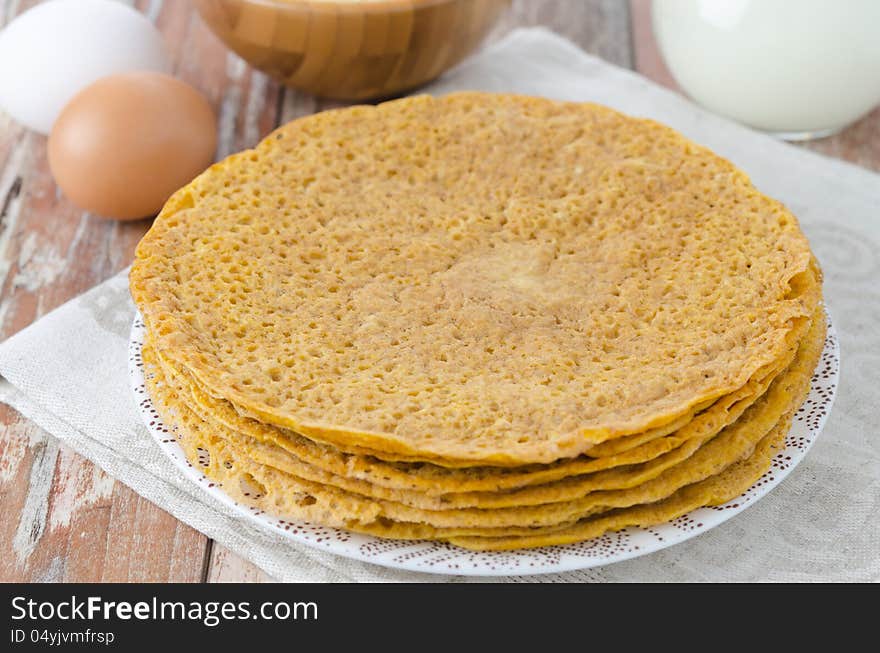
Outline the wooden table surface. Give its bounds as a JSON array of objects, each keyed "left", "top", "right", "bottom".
[{"left": 1, "top": 0, "right": 877, "bottom": 583}]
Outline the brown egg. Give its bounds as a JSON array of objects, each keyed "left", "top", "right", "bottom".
[{"left": 48, "top": 72, "right": 217, "bottom": 220}]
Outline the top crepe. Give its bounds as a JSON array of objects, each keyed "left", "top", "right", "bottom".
[{"left": 130, "top": 92, "right": 817, "bottom": 465}]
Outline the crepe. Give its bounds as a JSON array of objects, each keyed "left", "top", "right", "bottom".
[
  {"left": 146, "top": 306, "right": 820, "bottom": 509},
  {"left": 447, "top": 417, "right": 794, "bottom": 550},
  {"left": 151, "top": 287, "right": 810, "bottom": 488},
  {"left": 130, "top": 92, "right": 819, "bottom": 465},
  {"left": 141, "top": 309, "right": 822, "bottom": 535}
]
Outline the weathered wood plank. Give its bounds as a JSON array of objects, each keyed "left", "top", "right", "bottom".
[
  {"left": 206, "top": 543, "right": 275, "bottom": 583},
  {"left": 100, "top": 481, "right": 206, "bottom": 583},
  {"left": 486, "top": 0, "right": 632, "bottom": 67},
  {"left": 802, "top": 107, "right": 880, "bottom": 173},
  {"left": 628, "top": 0, "right": 678, "bottom": 91},
  {"left": 0, "top": 407, "right": 206, "bottom": 583}
]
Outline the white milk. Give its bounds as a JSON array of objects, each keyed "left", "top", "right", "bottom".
[{"left": 652, "top": 0, "right": 880, "bottom": 139}]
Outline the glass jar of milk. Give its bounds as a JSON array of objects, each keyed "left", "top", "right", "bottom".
[{"left": 652, "top": 0, "right": 880, "bottom": 140}]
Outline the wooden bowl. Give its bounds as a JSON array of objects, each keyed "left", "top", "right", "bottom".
[{"left": 195, "top": 0, "right": 510, "bottom": 100}]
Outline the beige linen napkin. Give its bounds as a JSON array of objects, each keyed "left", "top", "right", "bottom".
[{"left": 1, "top": 28, "right": 877, "bottom": 582}]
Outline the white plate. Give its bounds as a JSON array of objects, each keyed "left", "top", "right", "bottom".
[{"left": 129, "top": 314, "right": 839, "bottom": 576}]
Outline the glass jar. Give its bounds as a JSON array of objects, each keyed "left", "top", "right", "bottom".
[{"left": 653, "top": 0, "right": 880, "bottom": 140}]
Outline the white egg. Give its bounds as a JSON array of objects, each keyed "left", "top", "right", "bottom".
[{"left": 0, "top": 0, "right": 170, "bottom": 134}]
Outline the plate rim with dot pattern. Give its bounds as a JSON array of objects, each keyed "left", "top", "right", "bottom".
[{"left": 128, "top": 312, "right": 839, "bottom": 577}]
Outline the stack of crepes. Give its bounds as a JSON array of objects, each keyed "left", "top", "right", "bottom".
[{"left": 130, "top": 93, "right": 824, "bottom": 551}]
